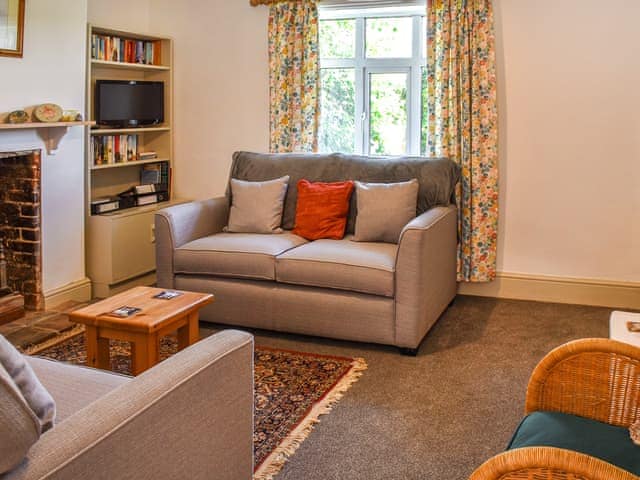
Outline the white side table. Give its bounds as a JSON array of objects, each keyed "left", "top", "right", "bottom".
[{"left": 610, "top": 310, "right": 640, "bottom": 347}]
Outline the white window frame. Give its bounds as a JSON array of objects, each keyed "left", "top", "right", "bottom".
[{"left": 319, "top": 6, "right": 426, "bottom": 156}]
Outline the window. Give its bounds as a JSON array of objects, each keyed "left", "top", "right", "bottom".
[{"left": 318, "top": 7, "right": 427, "bottom": 156}]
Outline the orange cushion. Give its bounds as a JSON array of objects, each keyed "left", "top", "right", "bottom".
[{"left": 293, "top": 180, "right": 354, "bottom": 240}]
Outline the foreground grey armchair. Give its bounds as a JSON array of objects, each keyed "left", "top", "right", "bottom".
[
  {"left": 156, "top": 152, "right": 460, "bottom": 354},
  {"left": 4, "top": 330, "right": 254, "bottom": 480}
]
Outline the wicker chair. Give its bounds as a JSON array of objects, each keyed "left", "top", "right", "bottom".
[{"left": 470, "top": 338, "right": 640, "bottom": 480}]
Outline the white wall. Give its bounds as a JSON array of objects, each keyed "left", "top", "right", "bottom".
[
  {"left": 0, "top": 0, "right": 88, "bottom": 295},
  {"left": 149, "top": 0, "right": 269, "bottom": 200},
  {"left": 147, "top": 0, "right": 639, "bottom": 286},
  {"left": 87, "top": 0, "right": 150, "bottom": 32},
  {"left": 494, "top": 0, "right": 640, "bottom": 283}
]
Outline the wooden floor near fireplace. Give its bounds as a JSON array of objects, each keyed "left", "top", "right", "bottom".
[
  {"left": 0, "top": 292, "right": 24, "bottom": 325},
  {"left": 0, "top": 300, "right": 87, "bottom": 350}
]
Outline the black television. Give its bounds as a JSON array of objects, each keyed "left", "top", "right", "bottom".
[{"left": 95, "top": 80, "right": 164, "bottom": 127}]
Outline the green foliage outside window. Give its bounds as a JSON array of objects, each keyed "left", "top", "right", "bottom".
[
  {"left": 369, "top": 73, "right": 407, "bottom": 155},
  {"left": 366, "top": 17, "right": 412, "bottom": 58},
  {"left": 319, "top": 16, "right": 429, "bottom": 156},
  {"left": 319, "top": 69, "right": 355, "bottom": 153},
  {"left": 319, "top": 19, "right": 355, "bottom": 58}
]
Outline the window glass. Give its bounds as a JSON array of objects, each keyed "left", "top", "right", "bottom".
[
  {"left": 318, "top": 9, "right": 426, "bottom": 156},
  {"left": 366, "top": 17, "right": 413, "bottom": 58},
  {"left": 320, "top": 19, "right": 356, "bottom": 58},
  {"left": 369, "top": 72, "right": 408, "bottom": 155},
  {"left": 421, "top": 16, "right": 427, "bottom": 58},
  {"left": 319, "top": 68, "right": 356, "bottom": 153}
]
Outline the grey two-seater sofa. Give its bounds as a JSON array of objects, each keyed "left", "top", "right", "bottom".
[{"left": 155, "top": 152, "right": 460, "bottom": 354}]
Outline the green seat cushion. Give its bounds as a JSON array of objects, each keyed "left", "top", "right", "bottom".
[{"left": 508, "top": 411, "right": 640, "bottom": 475}]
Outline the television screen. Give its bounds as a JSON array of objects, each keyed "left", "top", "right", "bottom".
[{"left": 95, "top": 80, "right": 164, "bottom": 127}]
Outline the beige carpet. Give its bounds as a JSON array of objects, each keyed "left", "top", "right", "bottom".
[{"left": 200, "top": 295, "right": 612, "bottom": 480}]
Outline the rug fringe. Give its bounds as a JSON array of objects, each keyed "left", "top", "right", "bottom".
[
  {"left": 21, "top": 324, "right": 85, "bottom": 355},
  {"left": 253, "top": 357, "right": 368, "bottom": 480}
]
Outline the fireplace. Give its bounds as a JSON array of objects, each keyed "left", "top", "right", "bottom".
[{"left": 0, "top": 150, "right": 43, "bottom": 319}]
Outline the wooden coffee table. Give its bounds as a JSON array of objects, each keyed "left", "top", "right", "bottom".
[{"left": 69, "top": 286, "right": 214, "bottom": 375}]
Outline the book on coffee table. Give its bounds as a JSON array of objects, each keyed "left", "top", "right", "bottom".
[
  {"left": 153, "top": 290, "right": 183, "bottom": 300},
  {"left": 109, "top": 306, "right": 141, "bottom": 317}
]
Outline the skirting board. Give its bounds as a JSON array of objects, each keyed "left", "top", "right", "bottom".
[
  {"left": 44, "top": 277, "right": 92, "bottom": 310},
  {"left": 458, "top": 272, "right": 640, "bottom": 310},
  {"left": 92, "top": 272, "right": 156, "bottom": 299}
]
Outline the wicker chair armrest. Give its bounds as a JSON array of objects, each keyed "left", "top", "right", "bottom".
[
  {"left": 525, "top": 338, "right": 640, "bottom": 427},
  {"left": 469, "top": 447, "right": 639, "bottom": 480}
]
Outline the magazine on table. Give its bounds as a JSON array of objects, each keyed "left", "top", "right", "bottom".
[
  {"left": 109, "top": 306, "right": 141, "bottom": 317},
  {"left": 153, "top": 290, "right": 183, "bottom": 300}
]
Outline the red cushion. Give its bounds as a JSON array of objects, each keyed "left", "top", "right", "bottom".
[{"left": 292, "top": 180, "right": 354, "bottom": 240}]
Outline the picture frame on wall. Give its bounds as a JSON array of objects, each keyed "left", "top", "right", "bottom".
[{"left": 0, "top": 0, "right": 25, "bottom": 58}]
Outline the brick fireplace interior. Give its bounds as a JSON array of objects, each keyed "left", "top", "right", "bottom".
[{"left": 0, "top": 150, "right": 43, "bottom": 320}]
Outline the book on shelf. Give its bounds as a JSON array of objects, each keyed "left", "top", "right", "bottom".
[
  {"left": 136, "top": 190, "right": 169, "bottom": 206},
  {"left": 140, "top": 161, "right": 170, "bottom": 190},
  {"left": 90, "top": 197, "right": 120, "bottom": 215},
  {"left": 91, "top": 184, "right": 169, "bottom": 215},
  {"left": 138, "top": 151, "right": 157, "bottom": 160},
  {"left": 91, "top": 135, "right": 139, "bottom": 165},
  {"left": 118, "top": 185, "right": 169, "bottom": 206},
  {"left": 135, "top": 184, "right": 155, "bottom": 195},
  {"left": 136, "top": 194, "right": 159, "bottom": 206},
  {"left": 91, "top": 33, "right": 162, "bottom": 66}
]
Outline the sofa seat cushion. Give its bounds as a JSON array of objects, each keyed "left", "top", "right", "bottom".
[
  {"left": 26, "top": 356, "right": 130, "bottom": 424},
  {"left": 275, "top": 236, "right": 397, "bottom": 297},
  {"left": 175, "top": 232, "right": 308, "bottom": 281},
  {"left": 508, "top": 411, "right": 640, "bottom": 475}
]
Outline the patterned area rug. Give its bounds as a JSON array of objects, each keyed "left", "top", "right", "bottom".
[{"left": 24, "top": 327, "right": 366, "bottom": 480}]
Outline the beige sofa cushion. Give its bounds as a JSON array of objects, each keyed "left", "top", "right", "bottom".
[
  {"left": 353, "top": 179, "right": 419, "bottom": 243},
  {"left": 26, "top": 356, "right": 130, "bottom": 423},
  {"left": 175, "top": 232, "right": 307, "bottom": 281},
  {"left": 225, "top": 176, "right": 290, "bottom": 234},
  {"left": 276, "top": 236, "right": 397, "bottom": 297}
]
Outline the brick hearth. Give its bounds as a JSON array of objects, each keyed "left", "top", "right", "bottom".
[{"left": 0, "top": 150, "right": 43, "bottom": 310}]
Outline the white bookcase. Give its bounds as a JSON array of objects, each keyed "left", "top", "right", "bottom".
[{"left": 85, "top": 25, "right": 183, "bottom": 298}]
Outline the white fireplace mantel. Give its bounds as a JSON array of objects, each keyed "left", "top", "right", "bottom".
[{"left": 0, "top": 121, "right": 94, "bottom": 154}]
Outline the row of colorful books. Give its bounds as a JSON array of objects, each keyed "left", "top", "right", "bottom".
[
  {"left": 91, "top": 135, "right": 140, "bottom": 165},
  {"left": 91, "top": 34, "right": 162, "bottom": 65}
]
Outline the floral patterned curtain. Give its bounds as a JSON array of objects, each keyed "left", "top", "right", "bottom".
[
  {"left": 268, "top": 0, "right": 319, "bottom": 153},
  {"left": 426, "top": 0, "right": 498, "bottom": 282}
]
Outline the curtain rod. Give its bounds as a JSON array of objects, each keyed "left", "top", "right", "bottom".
[
  {"left": 250, "top": 0, "right": 312, "bottom": 5},
  {"left": 251, "top": 0, "right": 424, "bottom": 7}
]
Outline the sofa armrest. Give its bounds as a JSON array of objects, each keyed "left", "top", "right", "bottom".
[
  {"left": 155, "top": 197, "right": 229, "bottom": 288},
  {"left": 395, "top": 205, "right": 458, "bottom": 349},
  {"left": 7, "top": 330, "right": 254, "bottom": 480}
]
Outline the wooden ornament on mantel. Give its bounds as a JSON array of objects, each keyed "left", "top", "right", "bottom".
[{"left": 33, "top": 103, "right": 63, "bottom": 123}]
